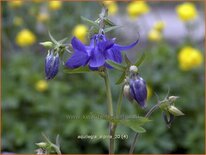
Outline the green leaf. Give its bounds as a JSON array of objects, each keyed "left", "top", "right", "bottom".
[
  {"left": 48, "top": 31, "right": 58, "bottom": 45},
  {"left": 124, "top": 54, "right": 131, "bottom": 66},
  {"left": 119, "top": 117, "right": 150, "bottom": 133},
  {"left": 135, "top": 53, "right": 146, "bottom": 67},
  {"left": 104, "top": 26, "right": 122, "bottom": 33},
  {"left": 103, "top": 18, "right": 116, "bottom": 26},
  {"left": 106, "top": 60, "right": 126, "bottom": 71},
  {"left": 64, "top": 67, "right": 90, "bottom": 74},
  {"left": 90, "top": 112, "right": 119, "bottom": 123},
  {"left": 81, "top": 16, "right": 99, "bottom": 28},
  {"left": 58, "top": 37, "right": 68, "bottom": 44},
  {"left": 115, "top": 71, "right": 126, "bottom": 85}
]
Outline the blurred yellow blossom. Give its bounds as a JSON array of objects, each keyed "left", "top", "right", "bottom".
[
  {"left": 32, "top": 0, "right": 43, "bottom": 3},
  {"left": 178, "top": 46, "right": 203, "bottom": 71},
  {"left": 127, "top": 1, "right": 150, "bottom": 18},
  {"left": 8, "top": 0, "right": 23, "bottom": 8},
  {"left": 148, "top": 29, "right": 162, "bottom": 42},
  {"left": 73, "top": 24, "right": 88, "bottom": 43},
  {"left": 15, "top": 29, "right": 36, "bottom": 47},
  {"left": 153, "top": 21, "right": 165, "bottom": 32},
  {"left": 147, "top": 85, "right": 153, "bottom": 100},
  {"left": 49, "top": 1, "right": 62, "bottom": 10},
  {"left": 35, "top": 80, "right": 48, "bottom": 92},
  {"left": 176, "top": 2, "right": 197, "bottom": 22},
  {"left": 13, "top": 17, "right": 23, "bottom": 26},
  {"left": 103, "top": 1, "right": 118, "bottom": 15},
  {"left": 37, "top": 12, "right": 49, "bottom": 22},
  {"left": 103, "top": 1, "right": 113, "bottom": 5}
]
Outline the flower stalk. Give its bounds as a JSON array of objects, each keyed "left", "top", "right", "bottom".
[
  {"left": 102, "top": 69, "right": 114, "bottom": 154},
  {"left": 129, "top": 100, "right": 163, "bottom": 154}
]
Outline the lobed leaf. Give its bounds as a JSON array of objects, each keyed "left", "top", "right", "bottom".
[
  {"left": 64, "top": 67, "right": 90, "bottom": 74},
  {"left": 106, "top": 60, "right": 126, "bottom": 71},
  {"left": 135, "top": 53, "right": 146, "bottom": 67}
]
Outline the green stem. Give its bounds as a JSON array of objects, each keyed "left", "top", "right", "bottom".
[
  {"left": 116, "top": 86, "right": 124, "bottom": 117},
  {"left": 109, "top": 86, "right": 124, "bottom": 153},
  {"left": 103, "top": 69, "right": 114, "bottom": 154},
  {"left": 129, "top": 101, "right": 162, "bottom": 154}
]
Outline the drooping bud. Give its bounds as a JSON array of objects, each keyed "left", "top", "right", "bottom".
[
  {"left": 123, "top": 84, "right": 133, "bottom": 102},
  {"left": 45, "top": 50, "right": 60, "bottom": 80},
  {"left": 129, "top": 75, "right": 147, "bottom": 108},
  {"left": 168, "top": 105, "right": 184, "bottom": 116},
  {"left": 162, "top": 112, "right": 175, "bottom": 128},
  {"left": 40, "top": 41, "right": 53, "bottom": 48}
]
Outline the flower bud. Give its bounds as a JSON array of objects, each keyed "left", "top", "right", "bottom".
[
  {"left": 36, "top": 142, "right": 48, "bottom": 148},
  {"left": 129, "top": 65, "right": 138, "bottom": 73},
  {"left": 168, "top": 96, "right": 179, "bottom": 103},
  {"left": 162, "top": 112, "right": 175, "bottom": 128},
  {"left": 123, "top": 84, "right": 133, "bottom": 102},
  {"left": 45, "top": 50, "right": 60, "bottom": 80},
  {"left": 129, "top": 75, "right": 147, "bottom": 108},
  {"left": 40, "top": 41, "right": 53, "bottom": 48},
  {"left": 168, "top": 105, "right": 184, "bottom": 116}
]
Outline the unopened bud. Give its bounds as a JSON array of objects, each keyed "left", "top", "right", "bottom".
[
  {"left": 36, "top": 142, "right": 47, "bottom": 148},
  {"left": 123, "top": 84, "right": 133, "bottom": 102},
  {"left": 129, "top": 75, "right": 147, "bottom": 108},
  {"left": 168, "top": 105, "right": 184, "bottom": 116},
  {"left": 168, "top": 96, "right": 179, "bottom": 103},
  {"left": 40, "top": 41, "right": 53, "bottom": 48},
  {"left": 129, "top": 65, "right": 138, "bottom": 73}
]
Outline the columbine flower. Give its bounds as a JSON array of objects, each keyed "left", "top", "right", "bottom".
[
  {"left": 129, "top": 75, "right": 147, "bottom": 108},
  {"left": 66, "top": 34, "right": 139, "bottom": 70},
  {"left": 45, "top": 50, "right": 60, "bottom": 80}
]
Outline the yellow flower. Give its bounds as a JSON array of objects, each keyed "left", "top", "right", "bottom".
[
  {"left": 147, "top": 85, "right": 153, "bottom": 100},
  {"left": 176, "top": 2, "right": 197, "bottom": 22},
  {"left": 103, "top": 1, "right": 118, "bottom": 15},
  {"left": 127, "top": 1, "right": 150, "bottom": 18},
  {"left": 49, "top": 1, "right": 62, "bottom": 11},
  {"left": 178, "top": 46, "right": 203, "bottom": 71},
  {"left": 15, "top": 29, "right": 36, "bottom": 47},
  {"left": 8, "top": 0, "right": 23, "bottom": 8},
  {"left": 153, "top": 21, "right": 165, "bottom": 32},
  {"left": 148, "top": 29, "right": 162, "bottom": 42},
  {"left": 73, "top": 24, "right": 88, "bottom": 43},
  {"left": 35, "top": 80, "right": 48, "bottom": 92},
  {"left": 37, "top": 12, "right": 49, "bottom": 22},
  {"left": 103, "top": 1, "right": 113, "bottom": 5},
  {"left": 32, "top": 0, "right": 43, "bottom": 3},
  {"left": 13, "top": 17, "right": 23, "bottom": 26}
]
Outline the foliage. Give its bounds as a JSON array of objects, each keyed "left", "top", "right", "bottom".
[{"left": 2, "top": 1, "right": 205, "bottom": 154}]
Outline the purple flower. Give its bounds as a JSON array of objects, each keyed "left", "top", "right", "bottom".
[
  {"left": 45, "top": 50, "right": 60, "bottom": 80},
  {"left": 65, "top": 34, "right": 139, "bottom": 70},
  {"left": 129, "top": 75, "right": 147, "bottom": 108}
]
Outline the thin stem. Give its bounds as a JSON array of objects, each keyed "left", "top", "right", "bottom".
[
  {"left": 109, "top": 86, "right": 124, "bottom": 153},
  {"left": 116, "top": 86, "right": 124, "bottom": 117},
  {"left": 129, "top": 101, "right": 162, "bottom": 154},
  {"left": 103, "top": 69, "right": 114, "bottom": 154}
]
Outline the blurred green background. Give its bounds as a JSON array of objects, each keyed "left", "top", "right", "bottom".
[{"left": 2, "top": 1, "right": 205, "bottom": 154}]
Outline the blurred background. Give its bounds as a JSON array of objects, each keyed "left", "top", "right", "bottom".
[{"left": 2, "top": 1, "right": 205, "bottom": 154}]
